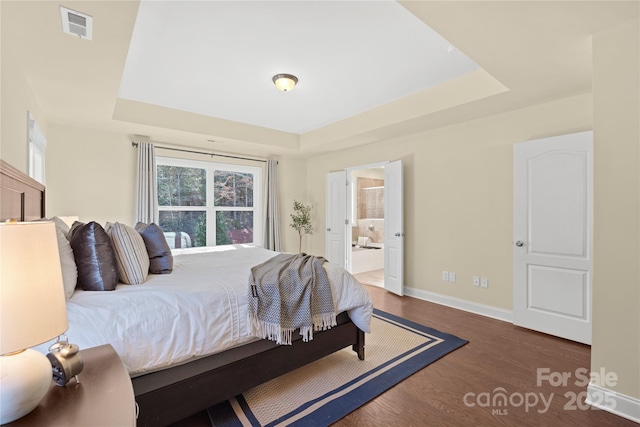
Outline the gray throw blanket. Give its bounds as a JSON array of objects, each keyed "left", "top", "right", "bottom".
[{"left": 248, "top": 253, "right": 337, "bottom": 345}]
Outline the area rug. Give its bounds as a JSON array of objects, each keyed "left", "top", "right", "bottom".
[{"left": 208, "top": 309, "right": 467, "bottom": 427}]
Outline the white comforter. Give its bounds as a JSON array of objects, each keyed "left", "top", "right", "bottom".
[{"left": 36, "top": 245, "right": 373, "bottom": 376}]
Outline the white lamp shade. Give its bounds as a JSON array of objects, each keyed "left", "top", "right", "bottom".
[{"left": 0, "top": 221, "right": 68, "bottom": 355}]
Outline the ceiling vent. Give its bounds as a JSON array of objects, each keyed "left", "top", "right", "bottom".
[{"left": 60, "top": 6, "right": 92, "bottom": 40}]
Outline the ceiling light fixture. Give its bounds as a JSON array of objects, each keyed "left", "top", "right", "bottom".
[{"left": 272, "top": 74, "right": 298, "bottom": 92}]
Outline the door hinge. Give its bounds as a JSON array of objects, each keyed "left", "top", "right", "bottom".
[{"left": 345, "top": 219, "right": 349, "bottom": 225}]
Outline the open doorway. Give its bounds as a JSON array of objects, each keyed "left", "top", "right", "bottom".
[
  {"left": 348, "top": 165, "right": 385, "bottom": 287},
  {"left": 326, "top": 160, "right": 403, "bottom": 295}
]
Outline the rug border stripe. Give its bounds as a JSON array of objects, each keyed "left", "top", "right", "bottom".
[
  {"left": 373, "top": 308, "right": 470, "bottom": 344},
  {"left": 268, "top": 335, "right": 440, "bottom": 426},
  {"left": 212, "top": 309, "right": 468, "bottom": 427},
  {"left": 268, "top": 309, "right": 467, "bottom": 427},
  {"left": 265, "top": 312, "right": 448, "bottom": 424}
]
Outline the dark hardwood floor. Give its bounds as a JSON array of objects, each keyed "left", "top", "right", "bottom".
[{"left": 172, "top": 284, "right": 635, "bottom": 427}]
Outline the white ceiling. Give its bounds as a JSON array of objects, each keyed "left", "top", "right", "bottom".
[
  {"left": 117, "top": 0, "right": 479, "bottom": 134},
  {"left": 3, "top": 1, "right": 637, "bottom": 158}
]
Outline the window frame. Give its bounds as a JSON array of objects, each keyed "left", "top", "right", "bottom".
[
  {"left": 156, "top": 156, "right": 263, "bottom": 247},
  {"left": 27, "top": 111, "right": 47, "bottom": 184}
]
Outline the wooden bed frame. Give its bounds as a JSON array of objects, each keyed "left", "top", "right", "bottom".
[
  {"left": 0, "top": 159, "right": 365, "bottom": 426},
  {"left": 134, "top": 312, "right": 364, "bottom": 426},
  {"left": 0, "top": 160, "right": 45, "bottom": 222}
]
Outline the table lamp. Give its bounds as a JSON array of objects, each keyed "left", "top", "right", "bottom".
[{"left": 0, "top": 221, "right": 68, "bottom": 424}]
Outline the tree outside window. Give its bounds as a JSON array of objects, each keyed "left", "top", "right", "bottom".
[{"left": 157, "top": 159, "right": 262, "bottom": 248}]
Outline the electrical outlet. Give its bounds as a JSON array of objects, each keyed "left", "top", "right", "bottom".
[
  {"left": 473, "top": 276, "right": 480, "bottom": 287},
  {"left": 442, "top": 271, "right": 449, "bottom": 281},
  {"left": 481, "top": 277, "right": 489, "bottom": 288},
  {"left": 449, "top": 272, "right": 456, "bottom": 282}
]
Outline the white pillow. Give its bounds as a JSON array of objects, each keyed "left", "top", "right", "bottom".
[
  {"left": 55, "top": 227, "right": 78, "bottom": 299},
  {"left": 107, "top": 222, "right": 150, "bottom": 285}
]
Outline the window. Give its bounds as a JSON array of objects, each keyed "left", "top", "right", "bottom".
[
  {"left": 157, "top": 157, "right": 262, "bottom": 247},
  {"left": 27, "top": 111, "right": 47, "bottom": 184}
]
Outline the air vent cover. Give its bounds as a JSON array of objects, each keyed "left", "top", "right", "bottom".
[{"left": 60, "top": 6, "right": 92, "bottom": 40}]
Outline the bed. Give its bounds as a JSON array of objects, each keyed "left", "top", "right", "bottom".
[{"left": 0, "top": 159, "right": 371, "bottom": 426}]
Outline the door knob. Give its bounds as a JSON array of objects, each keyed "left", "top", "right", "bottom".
[
  {"left": 515, "top": 240, "right": 524, "bottom": 247},
  {"left": 395, "top": 232, "right": 403, "bottom": 237}
]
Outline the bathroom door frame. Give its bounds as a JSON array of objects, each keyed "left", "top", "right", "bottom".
[{"left": 345, "top": 161, "right": 389, "bottom": 275}]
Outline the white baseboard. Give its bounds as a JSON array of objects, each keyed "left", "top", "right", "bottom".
[
  {"left": 403, "top": 286, "right": 513, "bottom": 323},
  {"left": 586, "top": 383, "right": 640, "bottom": 423}
]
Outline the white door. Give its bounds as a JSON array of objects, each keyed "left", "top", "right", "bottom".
[
  {"left": 326, "top": 171, "right": 347, "bottom": 268},
  {"left": 384, "top": 160, "right": 404, "bottom": 296},
  {"left": 513, "top": 131, "right": 593, "bottom": 344}
]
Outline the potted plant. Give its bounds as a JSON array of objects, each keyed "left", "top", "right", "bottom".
[{"left": 289, "top": 200, "right": 313, "bottom": 253}]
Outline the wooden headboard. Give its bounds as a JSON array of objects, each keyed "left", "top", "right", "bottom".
[{"left": 0, "top": 159, "right": 46, "bottom": 222}]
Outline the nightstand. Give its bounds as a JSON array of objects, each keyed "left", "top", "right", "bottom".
[{"left": 4, "top": 344, "right": 135, "bottom": 427}]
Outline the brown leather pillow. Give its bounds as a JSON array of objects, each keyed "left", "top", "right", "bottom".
[
  {"left": 135, "top": 222, "right": 173, "bottom": 274},
  {"left": 68, "top": 221, "right": 118, "bottom": 291}
]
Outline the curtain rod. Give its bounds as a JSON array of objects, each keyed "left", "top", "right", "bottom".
[{"left": 131, "top": 141, "right": 268, "bottom": 163}]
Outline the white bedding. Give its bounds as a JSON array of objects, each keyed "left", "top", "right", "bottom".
[{"left": 36, "top": 245, "right": 372, "bottom": 376}]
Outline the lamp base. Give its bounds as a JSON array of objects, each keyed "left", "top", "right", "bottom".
[{"left": 0, "top": 349, "right": 52, "bottom": 424}]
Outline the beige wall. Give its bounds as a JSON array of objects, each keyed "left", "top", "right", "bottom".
[
  {"left": 278, "top": 156, "right": 309, "bottom": 253},
  {"left": 46, "top": 124, "right": 136, "bottom": 225},
  {"left": 305, "top": 93, "right": 592, "bottom": 310},
  {"left": 352, "top": 167, "right": 384, "bottom": 180},
  {"left": 44, "top": 123, "right": 307, "bottom": 252},
  {"left": 0, "top": 45, "right": 47, "bottom": 172},
  {"left": 592, "top": 19, "right": 640, "bottom": 400}
]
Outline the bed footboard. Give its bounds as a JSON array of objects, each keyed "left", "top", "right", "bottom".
[{"left": 133, "top": 313, "right": 364, "bottom": 427}]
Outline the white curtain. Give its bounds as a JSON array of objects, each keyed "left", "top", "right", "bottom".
[
  {"left": 135, "top": 141, "right": 158, "bottom": 224},
  {"left": 263, "top": 159, "right": 282, "bottom": 251}
]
